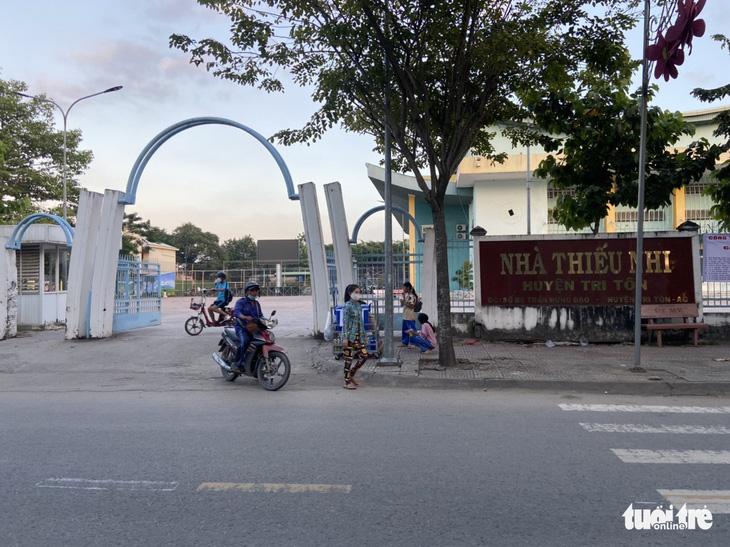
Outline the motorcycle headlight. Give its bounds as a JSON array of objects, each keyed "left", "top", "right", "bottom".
[{"left": 268, "top": 331, "right": 276, "bottom": 343}]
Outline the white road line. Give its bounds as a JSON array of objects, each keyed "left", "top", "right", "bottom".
[
  {"left": 580, "top": 423, "right": 730, "bottom": 434},
  {"left": 197, "top": 482, "right": 352, "bottom": 493},
  {"left": 612, "top": 449, "right": 730, "bottom": 464},
  {"left": 658, "top": 490, "right": 730, "bottom": 515},
  {"left": 560, "top": 404, "right": 730, "bottom": 414},
  {"left": 36, "top": 478, "right": 178, "bottom": 491}
]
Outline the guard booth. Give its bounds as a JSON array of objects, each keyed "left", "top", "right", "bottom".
[{"left": 0, "top": 223, "right": 70, "bottom": 327}]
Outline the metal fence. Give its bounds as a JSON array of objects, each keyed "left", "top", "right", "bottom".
[
  {"left": 178, "top": 267, "right": 311, "bottom": 297},
  {"left": 113, "top": 256, "right": 162, "bottom": 332}
]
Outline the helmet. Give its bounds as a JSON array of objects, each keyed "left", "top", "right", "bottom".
[
  {"left": 245, "top": 281, "right": 260, "bottom": 292},
  {"left": 217, "top": 271, "right": 226, "bottom": 279}
]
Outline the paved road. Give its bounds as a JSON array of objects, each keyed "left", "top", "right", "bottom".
[{"left": 1, "top": 388, "right": 728, "bottom": 546}]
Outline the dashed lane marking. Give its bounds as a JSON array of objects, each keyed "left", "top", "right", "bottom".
[
  {"left": 580, "top": 423, "right": 730, "bottom": 434},
  {"left": 658, "top": 490, "right": 730, "bottom": 514},
  {"left": 197, "top": 482, "right": 352, "bottom": 494},
  {"left": 612, "top": 449, "right": 730, "bottom": 464},
  {"left": 36, "top": 478, "right": 178, "bottom": 491},
  {"left": 560, "top": 404, "right": 730, "bottom": 414}
]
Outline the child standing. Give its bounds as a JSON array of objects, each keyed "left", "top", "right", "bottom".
[{"left": 400, "top": 281, "right": 418, "bottom": 347}]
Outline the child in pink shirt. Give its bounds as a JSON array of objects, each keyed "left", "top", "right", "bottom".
[{"left": 408, "top": 313, "right": 437, "bottom": 353}]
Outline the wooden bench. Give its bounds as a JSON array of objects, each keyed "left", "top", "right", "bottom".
[{"left": 641, "top": 303, "right": 709, "bottom": 347}]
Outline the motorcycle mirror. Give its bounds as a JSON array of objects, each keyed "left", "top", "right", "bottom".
[{"left": 271, "top": 310, "right": 277, "bottom": 317}]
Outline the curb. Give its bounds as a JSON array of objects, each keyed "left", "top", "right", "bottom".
[{"left": 359, "top": 370, "right": 730, "bottom": 395}]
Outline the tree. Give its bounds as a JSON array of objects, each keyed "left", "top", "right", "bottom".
[
  {"left": 523, "top": 60, "right": 722, "bottom": 233},
  {"left": 0, "top": 77, "right": 93, "bottom": 223},
  {"left": 692, "top": 34, "right": 730, "bottom": 228},
  {"left": 122, "top": 212, "right": 174, "bottom": 245},
  {"left": 222, "top": 236, "right": 257, "bottom": 268},
  {"left": 452, "top": 260, "right": 473, "bottom": 290},
  {"left": 171, "top": 222, "right": 222, "bottom": 269},
  {"left": 171, "top": 0, "right": 639, "bottom": 367}
]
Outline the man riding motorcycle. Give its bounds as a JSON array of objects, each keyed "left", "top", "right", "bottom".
[{"left": 232, "top": 281, "right": 264, "bottom": 373}]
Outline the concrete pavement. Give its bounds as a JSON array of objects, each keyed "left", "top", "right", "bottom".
[{"left": 2, "top": 295, "right": 730, "bottom": 396}]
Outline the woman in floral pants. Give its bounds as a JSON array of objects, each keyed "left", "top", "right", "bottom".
[{"left": 342, "top": 284, "right": 370, "bottom": 390}]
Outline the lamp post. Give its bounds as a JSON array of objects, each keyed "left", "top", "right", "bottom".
[{"left": 14, "top": 86, "right": 123, "bottom": 220}]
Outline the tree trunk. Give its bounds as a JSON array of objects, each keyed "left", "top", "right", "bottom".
[{"left": 430, "top": 200, "right": 457, "bottom": 368}]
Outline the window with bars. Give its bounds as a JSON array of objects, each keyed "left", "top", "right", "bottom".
[
  {"left": 614, "top": 210, "right": 665, "bottom": 223},
  {"left": 685, "top": 182, "right": 709, "bottom": 195},
  {"left": 685, "top": 209, "right": 712, "bottom": 221},
  {"left": 16, "top": 245, "right": 40, "bottom": 294},
  {"left": 547, "top": 186, "right": 578, "bottom": 199}
]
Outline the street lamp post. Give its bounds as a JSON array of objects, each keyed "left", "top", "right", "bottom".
[{"left": 14, "top": 86, "right": 123, "bottom": 220}]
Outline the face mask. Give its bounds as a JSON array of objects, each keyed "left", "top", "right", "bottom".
[
  {"left": 350, "top": 293, "right": 361, "bottom": 302},
  {"left": 247, "top": 294, "right": 258, "bottom": 301},
  {"left": 216, "top": 278, "right": 222, "bottom": 283}
]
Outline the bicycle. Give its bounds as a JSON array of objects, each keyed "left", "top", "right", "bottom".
[{"left": 184, "top": 290, "right": 235, "bottom": 335}]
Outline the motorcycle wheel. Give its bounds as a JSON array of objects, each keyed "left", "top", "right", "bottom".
[
  {"left": 220, "top": 347, "right": 238, "bottom": 382},
  {"left": 185, "top": 316, "right": 204, "bottom": 336},
  {"left": 257, "top": 351, "right": 291, "bottom": 391}
]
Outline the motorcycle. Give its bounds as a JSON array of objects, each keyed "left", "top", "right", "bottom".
[{"left": 212, "top": 311, "right": 291, "bottom": 391}]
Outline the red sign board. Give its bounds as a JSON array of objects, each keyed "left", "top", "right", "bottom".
[{"left": 479, "top": 236, "right": 695, "bottom": 306}]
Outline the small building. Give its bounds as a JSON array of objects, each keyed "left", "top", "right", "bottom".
[{"left": 0, "top": 223, "right": 70, "bottom": 327}]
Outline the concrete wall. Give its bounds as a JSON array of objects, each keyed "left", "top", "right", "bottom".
[{"left": 0, "top": 243, "right": 18, "bottom": 340}]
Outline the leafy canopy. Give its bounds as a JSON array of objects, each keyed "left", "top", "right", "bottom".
[
  {"left": 0, "top": 77, "right": 92, "bottom": 223},
  {"left": 518, "top": 56, "right": 723, "bottom": 233},
  {"left": 691, "top": 34, "right": 730, "bottom": 229}
]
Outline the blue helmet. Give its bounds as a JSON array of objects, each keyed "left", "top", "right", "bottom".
[{"left": 245, "top": 281, "right": 260, "bottom": 292}]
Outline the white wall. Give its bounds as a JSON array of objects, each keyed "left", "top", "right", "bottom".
[{"left": 472, "top": 178, "right": 548, "bottom": 236}]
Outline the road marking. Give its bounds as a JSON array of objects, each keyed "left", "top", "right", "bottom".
[
  {"left": 658, "top": 490, "right": 730, "bottom": 514},
  {"left": 36, "top": 478, "right": 178, "bottom": 491},
  {"left": 560, "top": 404, "right": 730, "bottom": 414},
  {"left": 580, "top": 423, "right": 730, "bottom": 434},
  {"left": 197, "top": 482, "right": 352, "bottom": 494},
  {"left": 612, "top": 449, "right": 730, "bottom": 464}
]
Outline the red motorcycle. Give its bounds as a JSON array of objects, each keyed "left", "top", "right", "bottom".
[{"left": 184, "top": 291, "right": 234, "bottom": 335}]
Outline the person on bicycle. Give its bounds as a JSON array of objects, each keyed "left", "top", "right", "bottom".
[
  {"left": 232, "top": 281, "right": 264, "bottom": 371},
  {"left": 208, "top": 271, "right": 230, "bottom": 325}
]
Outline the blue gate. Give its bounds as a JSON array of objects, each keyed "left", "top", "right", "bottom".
[{"left": 113, "top": 256, "right": 162, "bottom": 332}]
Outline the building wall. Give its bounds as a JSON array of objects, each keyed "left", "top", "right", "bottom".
[
  {"left": 473, "top": 178, "right": 549, "bottom": 236},
  {"left": 411, "top": 199, "right": 471, "bottom": 291}
]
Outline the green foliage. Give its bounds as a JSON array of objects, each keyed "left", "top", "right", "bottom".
[
  {"left": 452, "top": 260, "right": 473, "bottom": 290},
  {"left": 171, "top": 222, "right": 222, "bottom": 269},
  {"left": 123, "top": 213, "right": 174, "bottom": 244},
  {"left": 0, "top": 76, "right": 93, "bottom": 224},
  {"left": 692, "top": 34, "right": 730, "bottom": 229},
  {"left": 171, "top": 1, "right": 637, "bottom": 197},
  {"left": 222, "top": 235, "right": 257, "bottom": 268},
  {"left": 526, "top": 64, "right": 723, "bottom": 233},
  {"left": 297, "top": 232, "right": 308, "bottom": 268}
]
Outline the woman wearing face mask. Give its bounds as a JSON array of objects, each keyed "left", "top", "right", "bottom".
[
  {"left": 342, "top": 284, "right": 370, "bottom": 390},
  {"left": 231, "top": 281, "right": 264, "bottom": 372}
]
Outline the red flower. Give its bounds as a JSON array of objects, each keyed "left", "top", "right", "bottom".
[{"left": 645, "top": 0, "right": 706, "bottom": 81}]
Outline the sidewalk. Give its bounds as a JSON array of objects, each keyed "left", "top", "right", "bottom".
[
  {"left": 315, "top": 336, "right": 730, "bottom": 395},
  {"left": 3, "top": 295, "right": 730, "bottom": 395}
]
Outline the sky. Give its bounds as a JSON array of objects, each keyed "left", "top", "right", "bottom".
[{"left": 1, "top": 0, "right": 728, "bottom": 244}]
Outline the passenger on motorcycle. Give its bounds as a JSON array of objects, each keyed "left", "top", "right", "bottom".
[
  {"left": 232, "top": 281, "right": 264, "bottom": 371},
  {"left": 208, "top": 271, "right": 230, "bottom": 324}
]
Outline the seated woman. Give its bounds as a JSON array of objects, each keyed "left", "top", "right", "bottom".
[{"left": 407, "top": 313, "right": 437, "bottom": 353}]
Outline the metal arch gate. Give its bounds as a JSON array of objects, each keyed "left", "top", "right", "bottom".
[{"left": 113, "top": 256, "right": 161, "bottom": 332}]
